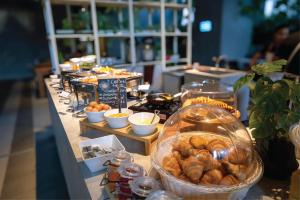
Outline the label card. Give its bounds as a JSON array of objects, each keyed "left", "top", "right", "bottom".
[{"left": 98, "top": 78, "right": 127, "bottom": 108}]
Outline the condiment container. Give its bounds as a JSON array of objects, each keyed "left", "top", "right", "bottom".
[
  {"left": 129, "top": 176, "right": 161, "bottom": 199},
  {"left": 118, "top": 163, "right": 146, "bottom": 199},
  {"left": 106, "top": 151, "right": 133, "bottom": 182}
]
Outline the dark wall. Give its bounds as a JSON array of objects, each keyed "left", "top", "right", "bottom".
[
  {"left": 220, "top": 0, "right": 252, "bottom": 60},
  {"left": 0, "top": 0, "right": 49, "bottom": 80},
  {"left": 192, "top": 0, "right": 223, "bottom": 66}
]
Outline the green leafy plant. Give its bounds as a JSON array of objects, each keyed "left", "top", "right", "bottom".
[
  {"left": 234, "top": 60, "right": 300, "bottom": 143},
  {"left": 62, "top": 18, "right": 72, "bottom": 29}
]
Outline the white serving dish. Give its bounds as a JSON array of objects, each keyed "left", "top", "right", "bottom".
[
  {"left": 85, "top": 108, "right": 106, "bottom": 123},
  {"left": 104, "top": 109, "right": 133, "bottom": 129},
  {"left": 50, "top": 74, "right": 58, "bottom": 79},
  {"left": 79, "top": 135, "right": 125, "bottom": 173},
  {"left": 59, "top": 63, "right": 72, "bottom": 71},
  {"left": 128, "top": 112, "right": 160, "bottom": 136}
]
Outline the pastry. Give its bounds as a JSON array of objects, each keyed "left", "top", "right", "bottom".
[
  {"left": 173, "top": 137, "right": 193, "bottom": 157},
  {"left": 200, "top": 169, "right": 223, "bottom": 185},
  {"left": 188, "top": 148, "right": 203, "bottom": 156},
  {"left": 190, "top": 135, "right": 208, "bottom": 149},
  {"left": 178, "top": 174, "right": 190, "bottom": 182},
  {"left": 162, "top": 135, "right": 253, "bottom": 186},
  {"left": 163, "top": 155, "right": 182, "bottom": 177},
  {"left": 181, "top": 156, "right": 204, "bottom": 184},
  {"left": 207, "top": 139, "right": 228, "bottom": 160},
  {"left": 194, "top": 149, "right": 221, "bottom": 171},
  {"left": 228, "top": 145, "right": 251, "bottom": 165},
  {"left": 187, "top": 97, "right": 236, "bottom": 113},
  {"left": 222, "top": 161, "right": 251, "bottom": 181},
  {"left": 219, "top": 175, "right": 239, "bottom": 186}
]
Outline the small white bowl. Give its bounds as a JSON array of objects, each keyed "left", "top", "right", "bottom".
[
  {"left": 49, "top": 74, "right": 58, "bottom": 79},
  {"left": 85, "top": 108, "right": 106, "bottom": 123},
  {"left": 128, "top": 112, "right": 160, "bottom": 136},
  {"left": 104, "top": 109, "right": 133, "bottom": 129}
]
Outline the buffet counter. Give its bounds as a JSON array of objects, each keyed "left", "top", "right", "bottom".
[
  {"left": 45, "top": 78, "right": 299, "bottom": 200},
  {"left": 45, "top": 79, "right": 151, "bottom": 199}
]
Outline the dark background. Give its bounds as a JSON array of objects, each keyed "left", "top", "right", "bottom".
[{"left": 0, "top": 0, "right": 49, "bottom": 80}]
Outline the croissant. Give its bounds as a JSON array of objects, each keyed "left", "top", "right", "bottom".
[
  {"left": 163, "top": 155, "right": 182, "bottom": 177},
  {"left": 193, "top": 149, "right": 221, "bottom": 171},
  {"left": 178, "top": 174, "right": 190, "bottom": 182},
  {"left": 190, "top": 135, "right": 208, "bottom": 149},
  {"left": 219, "top": 175, "right": 239, "bottom": 186},
  {"left": 200, "top": 169, "right": 223, "bottom": 185},
  {"left": 173, "top": 137, "right": 193, "bottom": 157},
  {"left": 228, "top": 145, "right": 251, "bottom": 165},
  {"left": 207, "top": 139, "right": 228, "bottom": 160},
  {"left": 222, "top": 161, "right": 251, "bottom": 181},
  {"left": 172, "top": 150, "right": 185, "bottom": 170},
  {"left": 181, "top": 156, "right": 204, "bottom": 184}
]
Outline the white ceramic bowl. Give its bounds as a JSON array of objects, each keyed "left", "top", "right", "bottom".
[
  {"left": 59, "top": 63, "right": 72, "bottom": 71},
  {"left": 104, "top": 109, "right": 133, "bottom": 129},
  {"left": 128, "top": 112, "right": 160, "bottom": 136},
  {"left": 85, "top": 108, "right": 106, "bottom": 123}
]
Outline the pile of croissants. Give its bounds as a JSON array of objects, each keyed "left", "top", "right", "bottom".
[{"left": 162, "top": 135, "right": 253, "bottom": 186}]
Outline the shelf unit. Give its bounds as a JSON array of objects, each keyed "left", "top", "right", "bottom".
[{"left": 43, "top": 0, "right": 193, "bottom": 73}]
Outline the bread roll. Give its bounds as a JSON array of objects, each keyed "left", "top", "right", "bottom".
[{"left": 200, "top": 169, "right": 223, "bottom": 185}]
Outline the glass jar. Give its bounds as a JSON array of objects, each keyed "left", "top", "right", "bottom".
[
  {"left": 118, "top": 163, "right": 146, "bottom": 199},
  {"left": 106, "top": 151, "right": 133, "bottom": 183},
  {"left": 100, "top": 151, "right": 133, "bottom": 193},
  {"left": 129, "top": 176, "right": 161, "bottom": 199}
]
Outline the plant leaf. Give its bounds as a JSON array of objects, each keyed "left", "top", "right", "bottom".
[
  {"left": 251, "top": 59, "right": 287, "bottom": 75},
  {"left": 233, "top": 73, "right": 255, "bottom": 92},
  {"left": 272, "top": 80, "right": 289, "bottom": 100}
]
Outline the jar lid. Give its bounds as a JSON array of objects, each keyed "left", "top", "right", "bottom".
[
  {"left": 118, "top": 163, "right": 146, "bottom": 179},
  {"left": 129, "top": 176, "right": 160, "bottom": 197},
  {"left": 145, "top": 190, "right": 182, "bottom": 200},
  {"left": 110, "top": 151, "right": 133, "bottom": 166}
]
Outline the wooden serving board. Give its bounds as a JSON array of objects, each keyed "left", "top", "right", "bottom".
[{"left": 79, "top": 118, "right": 161, "bottom": 155}]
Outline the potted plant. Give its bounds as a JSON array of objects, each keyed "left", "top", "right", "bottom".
[{"left": 234, "top": 59, "right": 300, "bottom": 180}]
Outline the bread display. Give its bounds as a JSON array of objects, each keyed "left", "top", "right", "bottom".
[
  {"left": 152, "top": 104, "right": 263, "bottom": 198},
  {"left": 161, "top": 134, "right": 253, "bottom": 186},
  {"left": 183, "top": 97, "right": 235, "bottom": 112},
  {"left": 182, "top": 96, "right": 240, "bottom": 118}
]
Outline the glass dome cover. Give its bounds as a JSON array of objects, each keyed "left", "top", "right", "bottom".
[
  {"left": 181, "top": 80, "right": 236, "bottom": 107},
  {"left": 152, "top": 104, "right": 263, "bottom": 195}
]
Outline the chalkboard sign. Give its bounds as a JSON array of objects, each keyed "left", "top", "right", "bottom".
[{"left": 98, "top": 78, "right": 127, "bottom": 108}]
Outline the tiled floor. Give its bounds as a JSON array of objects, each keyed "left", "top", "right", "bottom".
[
  {"left": 0, "top": 80, "right": 69, "bottom": 199},
  {"left": 1, "top": 150, "right": 36, "bottom": 199},
  {"left": 0, "top": 81, "right": 36, "bottom": 199},
  {"left": 0, "top": 157, "right": 9, "bottom": 194}
]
